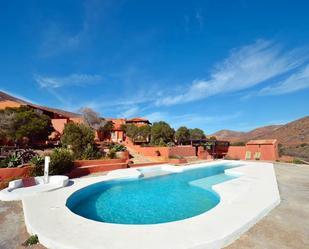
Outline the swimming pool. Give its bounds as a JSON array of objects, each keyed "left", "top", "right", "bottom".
[{"left": 66, "top": 163, "right": 239, "bottom": 224}]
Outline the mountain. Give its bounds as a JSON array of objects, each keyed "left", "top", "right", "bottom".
[
  {"left": 211, "top": 130, "right": 246, "bottom": 142},
  {"left": 212, "top": 116, "right": 309, "bottom": 145}
]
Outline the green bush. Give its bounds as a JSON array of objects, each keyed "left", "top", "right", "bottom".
[
  {"left": 22, "top": 235, "right": 39, "bottom": 246},
  {"left": 30, "top": 149, "right": 73, "bottom": 176},
  {"left": 107, "top": 149, "right": 117, "bottom": 159},
  {"left": 49, "top": 148, "right": 74, "bottom": 175},
  {"left": 109, "top": 143, "right": 127, "bottom": 152},
  {"left": 81, "top": 143, "right": 102, "bottom": 160},
  {"left": 6, "top": 154, "right": 21, "bottom": 168},
  {"left": 30, "top": 155, "right": 44, "bottom": 176},
  {"left": 292, "top": 158, "right": 304, "bottom": 164},
  {"left": 61, "top": 123, "right": 95, "bottom": 159}
]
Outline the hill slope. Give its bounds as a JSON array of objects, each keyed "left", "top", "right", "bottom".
[{"left": 212, "top": 116, "right": 309, "bottom": 145}]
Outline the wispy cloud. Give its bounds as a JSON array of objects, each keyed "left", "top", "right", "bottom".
[
  {"left": 144, "top": 111, "right": 241, "bottom": 129},
  {"left": 144, "top": 111, "right": 169, "bottom": 123},
  {"left": 156, "top": 40, "right": 307, "bottom": 106},
  {"left": 38, "top": 0, "right": 115, "bottom": 57},
  {"left": 38, "top": 23, "right": 81, "bottom": 57},
  {"left": 35, "top": 74, "right": 102, "bottom": 88},
  {"left": 259, "top": 65, "right": 309, "bottom": 95},
  {"left": 195, "top": 11, "right": 204, "bottom": 28},
  {"left": 120, "top": 106, "right": 140, "bottom": 118}
]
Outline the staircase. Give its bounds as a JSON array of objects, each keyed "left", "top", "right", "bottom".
[{"left": 126, "top": 146, "right": 152, "bottom": 164}]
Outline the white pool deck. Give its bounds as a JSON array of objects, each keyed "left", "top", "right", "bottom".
[
  {"left": 22, "top": 160, "right": 280, "bottom": 249},
  {"left": 0, "top": 175, "right": 69, "bottom": 201}
]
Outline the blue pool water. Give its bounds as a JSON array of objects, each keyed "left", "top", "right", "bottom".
[{"left": 66, "top": 163, "right": 238, "bottom": 224}]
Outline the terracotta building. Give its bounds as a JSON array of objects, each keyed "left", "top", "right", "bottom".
[
  {"left": 227, "top": 139, "right": 279, "bottom": 161},
  {"left": 0, "top": 91, "right": 150, "bottom": 143},
  {"left": 105, "top": 117, "right": 151, "bottom": 142}
]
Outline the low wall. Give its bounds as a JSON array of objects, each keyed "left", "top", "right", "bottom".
[
  {"left": 135, "top": 146, "right": 170, "bottom": 158},
  {"left": 169, "top": 146, "right": 196, "bottom": 157},
  {"left": 0, "top": 166, "right": 32, "bottom": 181},
  {"left": 125, "top": 139, "right": 197, "bottom": 159},
  {"left": 74, "top": 158, "right": 127, "bottom": 167},
  {"left": 227, "top": 146, "right": 246, "bottom": 160},
  {"left": 227, "top": 144, "right": 278, "bottom": 161}
]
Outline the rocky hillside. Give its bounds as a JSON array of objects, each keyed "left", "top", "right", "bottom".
[
  {"left": 212, "top": 116, "right": 309, "bottom": 160},
  {"left": 212, "top": 116, "right": 309, "bottom": 145}
]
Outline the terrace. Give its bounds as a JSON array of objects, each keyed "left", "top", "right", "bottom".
[{"left": 1, "top": 162, "right": 309, "bottom": 249}]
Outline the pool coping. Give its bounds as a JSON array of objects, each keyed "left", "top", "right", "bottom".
[{"left": 22, "top": 160, "right": 280, "bottom": 249}]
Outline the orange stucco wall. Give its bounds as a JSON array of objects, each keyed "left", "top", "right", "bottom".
[
  {"left": 51, "top": 118, "right": 68, "bottom": 134},
  {"left": 227, "top": 146, "right": 246, "bottom": 159},
  {"left": 125, "top": 139, "right": 197, "bottom": 159},
  {"left": 245, "top": 144, "right": 278, "bottom": 161},
  {"left": 169, "top": 146, "right": 196, "bottom": 157},
  {"left": 227, "top": 141, "right": 278, "bottom": 161},
  {"left": 197, "top": 147, "right": 213, "bottom": 160},
  {"left": 74, "top": 158, "right": 127, "bottom": 167},
  {"left": 0, "top": 166, "right": 32, "bottom": 181}
]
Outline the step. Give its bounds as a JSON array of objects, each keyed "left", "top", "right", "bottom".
[{"left": 189, "top": 173, "right": 237, "bottom": 190}]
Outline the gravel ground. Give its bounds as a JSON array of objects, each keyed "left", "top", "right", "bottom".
[{"left": 0, "top": 163, "right": 308, "bottom": 249}]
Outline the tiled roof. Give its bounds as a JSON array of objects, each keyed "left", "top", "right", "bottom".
[{"left": 0, "top": 91, "right": 81, "bottom": 118}]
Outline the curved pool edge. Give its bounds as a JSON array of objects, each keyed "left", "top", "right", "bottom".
[{"left": 22, "top": 160, "right": 281, "bottom": 249}]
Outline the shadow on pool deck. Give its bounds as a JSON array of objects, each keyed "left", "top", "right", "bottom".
[{"left": 0, "top": 163, "right": 308, "bottom": 249}]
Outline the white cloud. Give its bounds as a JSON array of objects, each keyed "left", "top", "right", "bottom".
[
  {"left": 144, "top": 112, "right": 168, "bottom": 123},
  {"left": 35, "top": 74, "right": 102, "bottom": 88},
  {"left": 38, "top": 1, "right": 109, "bottom": 57},
  {"left": 120, "top": 106, "right": 140, "bottom": 118},
  {"left": 195, "top": 11, "right": 204, "bottom": 28},
  {"left": 156, "top": 40, "right": 306, "bottom": 106},
  {"left": 144, "top": 111, "right": 241, "bottom": 129},
  {"left": 259, "top": 65, "right": 309, "bottom": 95}
]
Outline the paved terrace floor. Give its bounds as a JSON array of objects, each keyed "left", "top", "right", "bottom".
[{"left": 0, "top": 163, "right": 308, "bottom": 249}]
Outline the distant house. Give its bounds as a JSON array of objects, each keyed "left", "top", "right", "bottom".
[
  {"left": 106, "top": 117, "right": 151, "bottom": 143},
  {"left": 0, "top": 91, "right": 150, "bottom": 144},
  {"left": 0, "top": 91, "right": 83, "bottom": 138}
]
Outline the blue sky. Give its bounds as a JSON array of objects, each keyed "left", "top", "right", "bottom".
[{"left": 1, "top": 0, "right": 309, "bottom": 134}]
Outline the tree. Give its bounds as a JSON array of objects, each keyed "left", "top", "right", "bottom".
[
  {"left": 208, "top": 136, "right": 217, "bottom": 140},
  {"left": 121, "top": 124, "right": 151, "bottom": 143},
  {"left": 175, "top": 126, "right": 190, "bottom": 144},
  {"left": 98, "top": 121, "right": 114, "bottom": 138},
  {"left": 138, "top": 125, "right": 151, "bottom": 142},
  {"left": 123, "top": 124, "right": 139, "bottom": 141},
  {"left": 0, "top": 107, "right": 53, "bottom": 144},
  {"left": 79, "top": 107, "right": 102, "bottom": 129},
  {"left": 189, "top": 128, "right": 206, "bottom": 140},
  {"left": 61, "top": 123, "right": 95, "bottom": 158},
  {"left": 151, "top": 121, "right": 175, "bottom": 145},
  {"left": 80, "top": 107, "right": 114, "bottom": 139}
]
